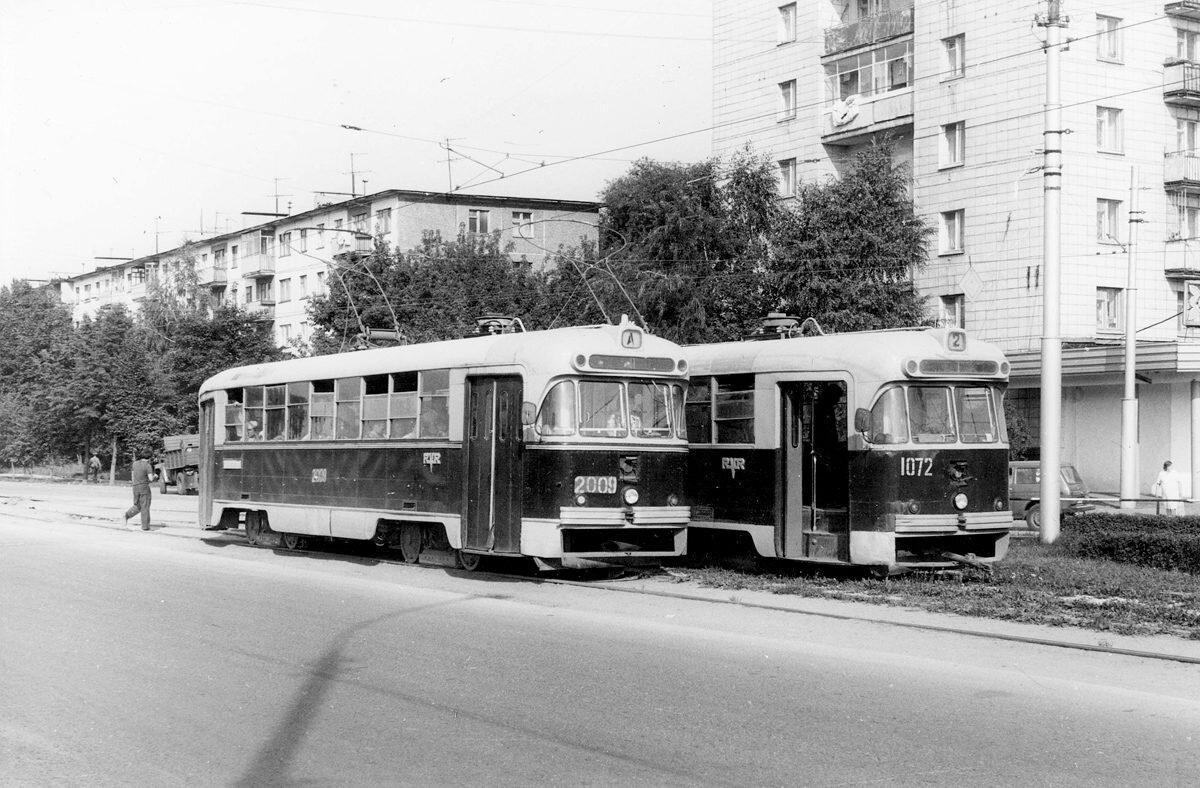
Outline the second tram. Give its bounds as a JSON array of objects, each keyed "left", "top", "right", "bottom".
[
  {"left": 684, "top": 321, "right": 1011, "bottom": 571},
  {"left": 197, "top": 317, "right": 690, "bottom": 569}
]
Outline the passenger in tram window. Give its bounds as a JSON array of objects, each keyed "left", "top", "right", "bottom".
[
  {"left": 246, "top": 420, "right": 262, "bottom": 441},
  {"left": 420, "top": 404, "right": 449, "bottom": 437}
]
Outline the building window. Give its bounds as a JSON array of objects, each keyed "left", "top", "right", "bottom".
[
  {"left": 278, "top": 231, "right": 292, "bottom": 257},
  {"left": 939, "top": 121, "right": 965, "bottom": 168},
  {"left": 1178, "top": 119, "right": 1199, "bottom": 153},
  {"left": 1097, "top": 198, "right": 1123, "bottom": 243},
  {"left": 468, "top": 209, "right": 490, "bottom": 234},
  {"left": 278, "top": 278, "right": 291, "bottom": 303},
  {"left": 1096, "top": 287, "right": 1123, "bottom": 331},
  {"left": 779, "top": 79, "right": 797, "bottom": 120},
  {"left": 512, "top": 211, "right": 533, "bottom": 238},
  {"left": 316, "top": 271, "right": 325, "bottom": 294},
  {"left": 280, "top": 324, "right": 292, "bottom": 342},
  {"left": 940, "top": 210, "right": 964, "bottom": 254},
  {"left": 1096, "top": 106, "right": 1123, "bottom": 153},
  {"left": 316, "top": 223, "right": 325, "bottom": 249},
  {"left": 258, "top": 236, "right": 270, "bottom": 258},
  {"left": 939, "top": 294, "right": 965, "bottom": 328},
  {"left": 230, "top": 245, "right": 239, "bottom": 265},
  {"left": 256, "top": 281, "right": 273, "bottom": 303},
  {"left": 825, "top": 41, "right": 912, "bottom": 102},
  {"left": 213, "top": 248, "right": 226, "bottom": 269},
  {"left": 299, "top": 229, "right": 308, "bottom": 253},
  {"left": 244, "top": 286, "right": 253, "bottom": 305},
  {"left": 778, "top": 3, "right": 796, "bottom": 44},
  {"left": 299, "top": 274, "right": 308, "bottom": 298},
  {"left": 375, "top": 208, "right": 392, "bottom": 236},
  {"left": 1169, "top": 191, "right": 1200, "bottom": 239},
  {"left": 943, "top": 34, "right": 965, "bottom": 79},
  {"left": 777, "top": 158, "right": 796, "bottom": 197},
  {"left": 1179, "top": 29, "right": 1200, "bottom": 61},
  {"left": 1096, "top": 15, "right": 1122, "bottom": 62}
]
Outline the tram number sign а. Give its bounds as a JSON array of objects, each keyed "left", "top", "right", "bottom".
[{"left": 621, "top": 329, "right": 642, "bottom": 349}]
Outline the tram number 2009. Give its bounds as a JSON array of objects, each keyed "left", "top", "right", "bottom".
[
  {"left": 574, "top": 475, "right": 618, "bottom": 494},
  {"left": 900, "top": 457, "right": 933, "bottom": 477}
]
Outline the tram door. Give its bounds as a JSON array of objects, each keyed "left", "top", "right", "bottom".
[
  {"left": 463, "top": 376, "right": 523, "bottom": 554},
  {"left": 780, "top": 381, "right": 849, "bottom": 559}
]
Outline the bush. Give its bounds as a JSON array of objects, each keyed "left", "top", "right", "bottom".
[{"left": 1058, "top": 512, "right": 1200, "bottom": 574}]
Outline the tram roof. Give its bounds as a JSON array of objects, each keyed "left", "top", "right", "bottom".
[
  {"left": 199, "top": 320, "right": 685, "bottom": 396},
  {"left": 684, "top": 327, "right": 1009, "bottom": 382}
]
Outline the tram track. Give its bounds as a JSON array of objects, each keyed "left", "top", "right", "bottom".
[{"left": 7, "top": 498, "right": 1199, "bottom": 666}]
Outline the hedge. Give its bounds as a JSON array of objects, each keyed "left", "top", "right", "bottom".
[{"left": 1056, "top": 512, "right": 1200, "bottom": 574}]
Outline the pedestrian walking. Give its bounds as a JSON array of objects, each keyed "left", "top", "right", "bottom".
[
  {"left": 124, "top": 447, "right": 158, "bottom": 530},
  {"left": 88, "top": 453, "right": 101, "bottom": 483},
  {"left": 1153, "top": 460, "right": 1184, "bottom": 515}
]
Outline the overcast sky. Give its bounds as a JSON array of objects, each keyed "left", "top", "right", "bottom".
[{"left": 0, "top": 0, "right": 713, "bottom": 287}]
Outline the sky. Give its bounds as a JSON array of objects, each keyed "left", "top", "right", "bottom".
[{"left": 0, "top": 0, "right": 713, "bottom": 287}]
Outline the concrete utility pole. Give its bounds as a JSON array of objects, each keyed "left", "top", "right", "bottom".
[
  {"left": 1038, "top": 0, "right": 1067, "bottom": 544},
  {"left": 1120, "top": 167, "right": 1142, "bottom": 508}
]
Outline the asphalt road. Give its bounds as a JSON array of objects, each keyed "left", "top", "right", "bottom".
[{"left": 2, "top": 480, "right": 1198, "bottom": 786}]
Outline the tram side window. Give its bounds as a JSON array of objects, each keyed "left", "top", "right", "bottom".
[
  {"left": 336, "top": 377, "right": 362, "bottom": 439},
  {"left": 419, "top": 369, "right": 450, "bottom": 437},
  {"left": 579, "top": 380, "right": 625, "bottom": 436},
  {"left": 287, "top": 382, "right": 309, "bottom": 440},
  {"left": 955, "top": 387, "right": 998, "bottom": 443},
  {"left": 536, "top": 380, "right": 576, "bottom": 436},
  {"left": 244, "top": 386, "right": 265, "bottom": 441},
  {"left": 686, "top": 379, "right": 713, "bottom": 443},
  {"left": 311, "top": 380, "right": 335, "bottom": 439},
  {"left": 867, "top": 388, "right": 908, "bottom": 444},
  {"left": 265, "top": 385, "right": 286, "bottom": 440},
  {"left": 714, "top": 374, "right": 754, "bottom": 444},
  {"left": 390, "top": 371, "right": 418, "bottom": 437},
  {"left": 909, "top": 386, "right": 955, "bottom": 443},
  {"left": 225, "top": 389, "right": 244, "bottom": 442},
  {"left": 362, "top": 374, "right": 389, "bottom": 438}
]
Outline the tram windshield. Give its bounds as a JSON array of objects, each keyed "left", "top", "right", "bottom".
[
  {"left": 534, "top": 378, "right": 685, "bottom": 440},
  {"left": 866, "top": 384, "right": 1002, "bottom": 445}
]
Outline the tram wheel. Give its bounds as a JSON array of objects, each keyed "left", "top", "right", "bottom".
[
  {"left": 244, "top": 513, "right": 263, "bottom": 545},
  {"left": 399, "top": 524, "right": 422, "bottom": 564},
  {"left": 281, "top": 532, "right": 306, "bottom": 551},
  {"left": 456, "top": 550, "right": 486, "bottom": 572},
  {"left": 1026, "top": 504, "right": 1042, "bottom": 530}
]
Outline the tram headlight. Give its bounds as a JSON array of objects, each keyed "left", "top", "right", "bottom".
[
  {"left": 994, "top": 497, "right": 1006, "bottom": 511},
  {"left": 668, "top": 493, "right": 680, "bottom": 507},
  {"left": 623, "top": 487, "right": 640, "bottom": 505},
  {"left": 907, "top": 501, "right": 921, "bottom": 514},
  {"left": 953, "top": 493, "right": 969, "bottom": 511},
  {"left": 575, "top": 494, "right": 587, "bottom": 506}
]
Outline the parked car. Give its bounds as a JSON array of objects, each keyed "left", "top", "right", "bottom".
[{"left": 1009, "top": 461, "right": 1094, "bottom": 528}]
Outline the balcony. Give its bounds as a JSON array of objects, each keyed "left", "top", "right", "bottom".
[
  {"left": 240, "top": 253, "right": 275, "bottom": 278},
  {"left": 1165, "top": 151, "right": 1200, "bottom": 187},
  {"left": 1162, "top": 240, "right": 1200, "bottom": 278},
  {"left": 197, "top": 267, "right": 228, "bottom": 288},
  {"left": 245, "top": 302, "right": 275, "bottom": 320},
  {"left": 824, "top": 1, "right": 913, "bottom": 56},
  {"left": 1167, "top": 1, "right": 1200, "bottom": 21},
  {"left": 821, "top": 90, "right": 913, "bottom": 144},
  {"left": 1164, "top": 61, "right": 1200, "bottom": 106}
]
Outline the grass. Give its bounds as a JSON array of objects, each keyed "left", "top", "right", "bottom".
[{"left": 668, "top": 537, "right": 1200, "bottom": 640}]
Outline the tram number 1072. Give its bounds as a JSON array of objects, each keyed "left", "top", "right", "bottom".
[
  {"left": 575, "top": 475, "right": 618, "bottom": 494},
  {"left": 899, "top": 457, "right": 933, "bottom": 477}
]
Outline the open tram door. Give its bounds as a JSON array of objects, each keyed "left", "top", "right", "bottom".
[
  {"left": 462, "top": 376, "right": 524, "bottom": 561},
  {"left": 780, "top": 381, "right": 849, "bottom": 561}
]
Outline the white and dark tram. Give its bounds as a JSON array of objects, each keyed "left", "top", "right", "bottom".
[
  {"left": 684, "top": 319, "right": 1012, "bottom": 572},
  {"left": 197, "top": 317, "right": 690, "bottom": 570}
]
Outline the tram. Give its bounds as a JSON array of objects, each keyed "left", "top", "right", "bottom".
[
  {"left": 196, "top": 317, "right": 690, "bottom": 570},
  {"left": 684, "top": 318, "right": 1011, "bottom": 572}
]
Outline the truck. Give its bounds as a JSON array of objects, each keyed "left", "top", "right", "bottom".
[{"left": 157, "top": 434, "right": 200, "bottom": 494}]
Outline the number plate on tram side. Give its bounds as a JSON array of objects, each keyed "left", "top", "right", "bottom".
[{"left": 574, "top": 475, "right": 618, "bottom": 494}]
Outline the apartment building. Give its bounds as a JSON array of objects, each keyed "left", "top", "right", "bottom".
[
  {"left": 61, "top": 189, "right": 600, "bottom": 347},
  {"left": 713, "top": 0, "right": 1200, "bottom": 497}
]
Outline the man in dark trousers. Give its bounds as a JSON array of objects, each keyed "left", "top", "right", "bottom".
[{"left": 124, "top": 447, "right": 157, "bottom": 530}]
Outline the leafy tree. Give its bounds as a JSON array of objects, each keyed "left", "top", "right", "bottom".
[
  {"left": 307, "top": 231, "right": 545, "bottom": 350},
  {"left": 766, "top": 139, "right": 932, "bottom": 332}
]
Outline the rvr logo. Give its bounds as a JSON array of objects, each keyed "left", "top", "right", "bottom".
[{"left": 721, "top": 457, "right": 746, "bottom": 478}]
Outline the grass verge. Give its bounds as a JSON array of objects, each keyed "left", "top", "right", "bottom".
[{"left": 668, "top": 537, "right": 1200, "bottom": 640}]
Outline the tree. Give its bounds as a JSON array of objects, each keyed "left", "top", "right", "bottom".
[
  {"left": 307, "top": 231, "right": 546, "bottom": 350},
  {"left": 766, "top": 139, "right": 933, "bottom": 332}
]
